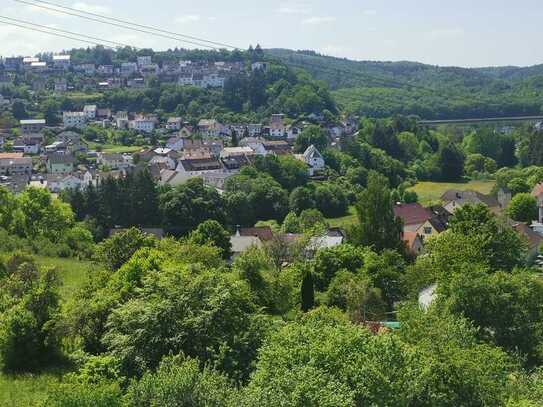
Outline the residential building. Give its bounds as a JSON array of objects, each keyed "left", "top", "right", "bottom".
[
  {"left": 441, "top": 190, "right": 500, "bottom": 214},
  {"left": 97, "top": 65, "right": 114, "bottom": 75},
  {"left": 393, "top": 202, "right": 447, "bottom": 240},
  {"left": 20, "top": 119, "right": 46, "bottom": 134},
  {"left": 0, "top": 153, "right": 32, "bottom": 175},
  {"left": 239, "top": 226, "right": 274, "bottom": 242},
  {"left": 97, "top": 152, "right": 132, "bottom": 170},
  {"left": 239, "top": 137, "right": 267, "bottom": 155},
  {"left": 47, "top": 154, "right": 74, "bottom": 174},
  {"left": 121, "top": 62, "right": 138, "bottom": 76},
  {"left": 403, "top": 231, "right": 425, "bottom": 257},
  {"left": 129, "top": 116, "right": 156, "bottom": 133},
  {"left": 262, "top": 140, "right": 292, "bottom": 155},
  {"left": 513, "top": 222, "right": 543, "bottom": 263},
  {"left": 295, "top": 145, "right": 325, "bottom": 176},
  {"left": 115, "top": 111, "right": 129, "bottom": 129},
  {"left": 137, "top": 56, "right": 153, "bottom": 67},
  {"left": 46, "top": 174, "right": 82, "bottom": 193},
  {"left": 270, "top": 114, "right": 286, "bottom": 138},
  {"left": 52, "top": 54, "right": 71, "bottom": 70},
  {"left": 54, "top": 78, "right": 68, "bottom": 93},
  {"left": 83, "top": 105, "right": 97, "bottom": 120},
  {"left": 251, "top": 62, "right": 267, "bottom": 71},
  {"left": 74, "top": 63, "right": 96, "bottom": 75},
  {"left": 230, "top": 233, "right": 263, "bottom": 260},
  {"left": 63, "top": 111, "right": 87, "bottom": 129},
  {"left": 13, "top": 137, "right": 41, "bottom": 154},
  {"left": 198, "top": 119, "right": 227, "bottom": 137},
  {"left": 166, "top": 117, "right": 183, "bottom": 131}
]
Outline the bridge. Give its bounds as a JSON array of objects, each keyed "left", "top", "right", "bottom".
[{"left": 419, "top": 115, "right": 543, "bottom": 126}]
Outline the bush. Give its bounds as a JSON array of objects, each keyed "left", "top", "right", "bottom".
[{"left": 125, "top": 356, "right": 238, "bottom": 406}]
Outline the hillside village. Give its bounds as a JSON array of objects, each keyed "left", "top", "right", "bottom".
[
  {"left": 2, "top": 51, "right": 543, "bottom": 263},
  {"left": 2, "top": 1, "right": 543, "bottom": 401}
]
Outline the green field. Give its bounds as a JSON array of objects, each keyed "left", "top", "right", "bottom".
[
  {"left": 34, "top": 255, "right": 99, "bottom": 300},
  {"left": 0, "top": 256, "right": 98, "bottom": 406},
  {"left": 327, "top": 206, "right": 357, "bottom": 229},
  {"left": 408, "top": 180, "right": 496, "bottom": 206},
  {"left": 87, "top": 141, "right": 144, "bottom": 154},
  {"left": 0, "top": 370, "right": 66, "bottom": 407}
]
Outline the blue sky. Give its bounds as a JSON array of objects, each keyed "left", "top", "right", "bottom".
[{"left": 1, "top": 0, "right": 542, "bottom": 67}]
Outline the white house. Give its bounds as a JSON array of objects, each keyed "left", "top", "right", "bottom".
[
  {"left": 296, "top": 145, "right": 325, "bottom": 176},
  {"left": 46, "top": 174, "right": 82, "bottom": 193},
  {"left": 97, "top": 152, "right": 132, "bottom": 170},
  {"left": 270, "top": 114, "right": 286, "bottom": 138},
  {"left": 63, "top": 111, "right": 87, "bottom": 129},
  {"left": 52, "top": 54, "right": 71, "bottom": 70},
  {"left": 239, "top": 137, "right": 267, "bottom": 156},
  {"left": 129, "top": 116, "right": 156, "bottom": 133},
  {"left": 83, "top": 105, "right": 97, "bottom": 120}
]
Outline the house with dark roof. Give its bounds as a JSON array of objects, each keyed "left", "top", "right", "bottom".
[{"left": 441, "top": 189, "right": 500, "bottom": 214}]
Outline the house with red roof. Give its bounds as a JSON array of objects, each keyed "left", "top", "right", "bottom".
[{"left": 394, "top": 203, "right": 447, "bottom": 240}]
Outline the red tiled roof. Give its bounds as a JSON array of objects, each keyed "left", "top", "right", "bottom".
[
  {"left": 394, "top": 203, "right": 433, "bottom": 226},
  {"left": 239, "top": 227, "right": 274, "bottom": 241}
]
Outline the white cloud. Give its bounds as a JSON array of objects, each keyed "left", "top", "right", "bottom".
[
  {"left": 277, "top": 3, "right": 311, "bottom": 15},
  {"left": 175, "top": 15, "right": 201, "bottom": 23},
  {"left": 72, "top": 2, "right": 111, "bottom": 14},
  {"left": 301, "top": 16, "right": 336, "bottom": 25}
]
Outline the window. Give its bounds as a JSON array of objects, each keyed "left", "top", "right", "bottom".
[{"left": 424, "top": 227, "right": 433, "bottom": 235}]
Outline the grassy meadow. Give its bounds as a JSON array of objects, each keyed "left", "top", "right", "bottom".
[
  {"left": 407, "top": 180, "right": 495, "bottom": 206},
  {"left": 0, "top": 256, "right": 98, "bottom": 406}
]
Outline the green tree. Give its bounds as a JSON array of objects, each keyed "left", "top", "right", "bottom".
[
  {"left": 437, "top": 142, "right": 465, "bottom": 181},
  {"left": 294, "top": 125, "right": 328, "bottom": 153},
  {"left": 125, "top": 356, "right": 238, "bottom": 406},
  {"left": 159, "top": 178, "right": 227, "bottom": 236},
  {"left": 103, "top": 266, "right": 266, "bottom": 381},
  {"left": 0, "top": 261, "right": 61, "bottom": 372},
  {"left": 189, "top": 220, "right": 232, "bottom": 259},
  {"left": 352, "top": 171, "right": 404, "bottom": 252},
  {"left": 94, "top": 227, "right": 157, "bottom": 271},
  {"left": 506, "top": 193, "right": 538, "bottom": 222}
]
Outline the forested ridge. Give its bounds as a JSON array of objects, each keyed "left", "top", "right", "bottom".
[{"left": 267, "top": 48, "right": 543, "bottom": 119}]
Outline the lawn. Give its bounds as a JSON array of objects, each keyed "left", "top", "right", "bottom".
[
  {"left": 408, "top": 180, "right": 496, "bottom": 206},
  {"left": 86, "top": 141, "right": 144, "bottom": 154},
  {"left": 101, "top": 144, "right": 144, "bottom": 154},
  {"left": 34, "top": 255, "right": 99, "bottom": 300},
  {"left": 0, "top": 370, "right": 66, "bottom": 407},
  {"left": 0, "top": 256, "right": 100, "bottom": 405},
  {"left": 327, "top": 206, "right": 358, "bottom": 229}
]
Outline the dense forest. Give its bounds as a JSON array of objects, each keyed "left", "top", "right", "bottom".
[{"left": 267, "top": 49, "right": 543, "bottom": 119}]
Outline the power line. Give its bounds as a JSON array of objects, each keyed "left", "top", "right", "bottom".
[
  {"left": 0, "top": 17, "right": 117, "bottom": 49},
  {"left": 0, "top": 15, "right": 137, "bottom": 49},
  {"left": 21, "top": 0, "right": 240, "bottom": 49},
  {"left": 13, "top": 0, "right": 238, "bottom": 50}
]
